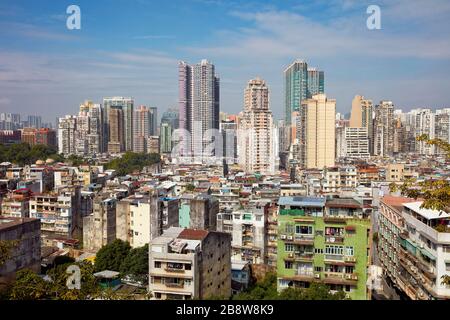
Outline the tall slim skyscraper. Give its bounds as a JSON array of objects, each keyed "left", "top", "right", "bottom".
[
  {"left": 349, "top": 95, "right": 374, "bottom": 154},
  {"left": 160, "top": 122, "right": 172, "bottom": 154},
  {"left": 161, "top": 108, "right": 179, "bottom": 130},
  {"left": 149, "top": 106, "right": 158, "bottom": 136},
  {"left": 374, "top": 100, "right": 395, "bottom": 157},
  {"left": 284, "top": 60, "right": 324, "bottom": 125},
  {"left": 298, "top": 94, "right": 336, "bottom": 169},
  {"left": 238, "top": 78, "right": 278, "bottom": 175},
  {"left": 103, "top": 97, "right": 134, "bottom": 152},
  {"left": 178, "top": 60, "right": 220, "bottom": 161},
  {"left": 58, "top": 115, "right": 77, "bottom": 155}
]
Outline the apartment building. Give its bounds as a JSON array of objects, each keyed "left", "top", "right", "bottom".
[
  {"left": 386, "top": 163, "right": 418, "bottom": 182},
  {"left": 277, "top": 196, "right": 371, "bottom": 300},
  {"left": 29, "top": 186, "right": 82, "bottom": 244},
  {"left": 149, "top": 227, "right": 231, "bottom": 300},
  {"left": 178, "top": 194, "right": 218, "bottom": 230},
  {"left": 377, "top": 196, "right": 416, "bottom": 296},
  {"left": 0, "top": 189, "right": 32, "bottom": 218},
  {"left": 397, "top": 202, "right": 450, "bottom": 299},
  {"left": 116, "top": 194, "right": 179, "bottom": 248},
  {"left": 217, "top": 200, "right": 269, "bottom": 264},
  {"left": 83, "top": 194, "right": 117, "bottom": 252}
]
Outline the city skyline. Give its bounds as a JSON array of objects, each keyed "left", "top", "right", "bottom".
[{"left": 1, "top": 0, "right": 450, "bottom": 122}]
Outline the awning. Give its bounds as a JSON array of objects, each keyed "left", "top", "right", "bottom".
[{"left": 419, "top": 248, "right": 436, "bottom": 261}]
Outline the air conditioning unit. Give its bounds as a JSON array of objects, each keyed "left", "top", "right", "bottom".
[
  {"left": 287, "top": 236, "right": 293, "bottom": 240},
  {"left": 345, "top": 274, "right": 352, "bottom": 280},
  {"left": 288, "top": 253, "right": 294, "bottom": 258},
  {"left": 314, "top": 273, "right": 320, "bottom": 279},
  {"left": 280, "top": 234, "right": 287, "bottom": 240}
]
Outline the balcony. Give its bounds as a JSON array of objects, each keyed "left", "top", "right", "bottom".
[
  {"left": 165, "top": 267, "right": 185, "bottom": 274},
  {"left": 165, "top": 282, "right": 184, "bottom": 289},
  {"left": 323, "top": 272, "right": 358, "bottom": 285},
  {"left": 324, "top": 217, "right": 347, "bottom": 224}
]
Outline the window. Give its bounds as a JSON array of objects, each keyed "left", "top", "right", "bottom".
[
  {"left": 446, "top": 263, "right": 450, "bottom": 272},
  {"left": 314, "top": 248, "right": 323, "bottom": 254},
  {"left": 185, "top": 264, "right": 191, "bottom": 270},
  {"left": 314, "top": 266, "right": 322, "bottom": 272},
  {"left": 154, "top": 261, "right": 161, "bottom": 268},
  {"left": 285, "top": 223, "right": 294, "bottom": 233},
  {"left": 345, "top": 246, "right": 354, "bottom": 256},
  {"left": 296, "top": 225, "right": 313, "bottom": 235},
  {"left": 285, "top": 261, "right": 293, "bottom": 269},
  {"left": 325, "top": 245, "right": 344, "bottom": 255},
  {"left": 285, "top": 243, "right": 294, "bottom": 252},
  {"left": 255, "top": 215, "right": 262, "bottom": 221}
]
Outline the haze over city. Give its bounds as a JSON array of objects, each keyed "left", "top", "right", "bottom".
[{"left": 1, "top": 0, "right": 450, "bottom": 122}]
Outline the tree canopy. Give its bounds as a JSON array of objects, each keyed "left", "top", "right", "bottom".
[
  {"left": 94, "top": 239, "right": 131, "bottom": 272},
  {"left": 119, "top": 244, "right": 149, "bottom": 283},
  {"left": 233, "top": 272, "right": 348, "bottom": 300},
  {"left": 0, "top": 143, "right": 64, "bottom": 166},
  {"left": 105, "top": 152, "right": 160, "bottom": 176}
]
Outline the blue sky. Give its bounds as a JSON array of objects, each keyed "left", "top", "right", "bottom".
[{"left": 1, "top": 0, "right": 450, "bottom": 122}]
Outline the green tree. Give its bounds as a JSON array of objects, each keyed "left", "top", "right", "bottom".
[
  {"left": 105, "top": 152, "right": 160, "bottom": 176},
  {"left": 46, "top": 261, "right": 99, "bottom": 300},
  {"left": 233, "top": 273, "right": 278, "bottom": 300},
  {"left": 278, "top": 283, "right": 348, "bottom": 300},
  {"left": 120, "top": 244, "right": 149, "bottom": 283},
  {"left": 95, "top": 239, "right": 131, "bottom": 272},
  {"left": 9, "top": 269, "right": 48, "bottom": 300}
]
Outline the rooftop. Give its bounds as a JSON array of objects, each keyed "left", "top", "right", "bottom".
[
  {"left": 278, "top": 196, "right": 326, "bottom": 207},
  {"left": 403, "top": 202, "right": 450, "bottom": 220}
]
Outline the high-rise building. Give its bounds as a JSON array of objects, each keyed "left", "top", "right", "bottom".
[
  {"left": 344, "top": 127, "right": 370, "bottom": 159},
  {"left": 220, "top": 118, "right": 238, "bottom": 164},
  {"left": 26, "top": 115, "right": 42, "bottom": 129},
  {"left": 75, "top": 101, "right": 103, "bottom": 156},
  {"left": 133, "top": 105, "right": 153, "bottom": 153},
  {"left": 238, "top": 78, "right": 278, "bottom": 175},
  {"left": 374, "top": 100, "right": 395, "bottom": 157},
  {"left": 284, "top": 60, "right": 324, "bottom": 125},
  {"left": 58, "top": 115, "right": 77, "bottom": 155},
  {"left": 349, "top": 95, "right": 374, "bottom": 154},
  {"left": 414, "top": 109, "right": 436, "bottom": 155},
  {"left": 178, "top": 60, "right": 220, "bottom": 161},
  {"left": 160, "top": 122, "right": 173, "bottom": 154},
  {"left": 298, "top": 94, "right": 336, "bottom": 169},
  {"left": 161, "top": 108, "right": 179, "bottom": 130},
  {"left": 103, "top": 97, "right": 134, "bottom": 152},
  {"left": 435, "top": 109, "right": 450, "bottom": 154},
  {"left": 149, "top": 107, "right": 158, "bottom": 136},
  {"left": 108, "top": 107, "right": 124, "bottom": 154},
  {"left": 307, "top": 68, "right": 325, "bottom": 97}
]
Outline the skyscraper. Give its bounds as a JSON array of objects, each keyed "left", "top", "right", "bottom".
[
  {"left": 238, "top": 78, "right": 278, "bottom": 175},
  {"left": 133, "top": 105, "right": 153, "bottom": 153},
  {"left": 75, "top": 101, "right": 103, "bottom": 156},
  {"left": 160, "top": 122, "right": 173, "bottom": 154},
  {"left": 108, "top": 108, "right": 124, "bottom": 154},
  {"left": 149, "top": 106, "right": 158, "bottom": 136},
  {"left": 298, "top": 94, "right": 336, "bottom": 169},
  {"left": 374, "top": 100, "right": 395, "bottom": 157},
  {"left": 178, "top": 60, "right": 220, "bottom": 161},
  {"left": 161, "top": 108, "right": 179, "bottom": 130},
  {"left": 58, "top": 115, "right": 77, "bottom": 155},
  {"left": 349, "top": 95, "right": 374, "bottom": 154},
  {"left": 103, "top": 97, "right": 134, "bottom": 152},
  {"left": 284, "top": 60, "right": 324, "bottom": 125}
]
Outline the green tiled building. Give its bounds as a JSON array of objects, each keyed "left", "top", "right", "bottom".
[{"left": 277, "top": 197, "right": 371, "bottom": 300}]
